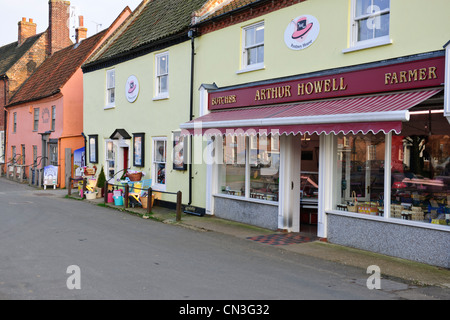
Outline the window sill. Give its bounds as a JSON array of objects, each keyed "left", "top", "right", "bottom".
[
  {"left": 153, "top": 94, "right": 169, "bottom": 101},
  {"left": 342, "top": 38, "right": 392, "bottom": 53},
  {"left": 236, "top": 64, "right": 265, "bottom": 75},
  {"left": 104, "top": 104, "right": 115, "bottom": 110},
  {"left": 213, "top": 193, "right": 278, "bottom": 206},
  {"left": 152, "top": 184, "right": 166, "bottom": 192}
]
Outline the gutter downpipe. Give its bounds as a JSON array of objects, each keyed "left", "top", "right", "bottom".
[
  {"left": 2, "top": 75, "right": 8, "bottom": 172},
  {"left": 188, "top": 29, "right": 196, "bottom": 207}
]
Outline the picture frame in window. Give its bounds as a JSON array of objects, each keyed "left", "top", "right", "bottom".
[
  {"left": 133, "top": 133, "right": 145, "bottom": 167},
  {"left": 172, "top": 131, "right": 187, "bottom": 171},
  {"left": 89, "top": 135, "right": 98, "bottom": 164}
]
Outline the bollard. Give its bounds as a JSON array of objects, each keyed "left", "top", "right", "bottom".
[
  {"left": 147, "top": 187, "right": 153, "bottom": 214},
  {"left": 176, "top": 191, "right": 182, "bottom": 222},
  {"left": 68, "top": 177, "right": 72, "bottom": 196},
  {"left": 82, "top": 178, "right": 87, "bottom": 199},
  {"left": 104, "top": 182, "right": 108, "bottom": 204},
  {"left": 124, "top": 184, "right": 129, "bottom": 208}
]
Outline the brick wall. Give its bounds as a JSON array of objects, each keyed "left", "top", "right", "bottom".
[
  {"left": 48, "top": 0, "right": 72, "bottom": 56},
  {"left": 18, "top": 18, "right": 37, "bottom": 46},
  {"left": 7, "top": 34, "right": 48, "bottom": 97}
]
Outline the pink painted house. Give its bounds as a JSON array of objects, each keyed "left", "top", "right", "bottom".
[{"left": 5, "top": 2, "right": 131, "bottom": 188}]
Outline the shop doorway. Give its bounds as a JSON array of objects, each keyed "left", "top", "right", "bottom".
[{"left": 299, "top": 134, "right": 319, "bottom": 235}]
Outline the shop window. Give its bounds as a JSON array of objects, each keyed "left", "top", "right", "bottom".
[
  {"left": 153, "top": 138, "right": 167, "bottom": 190},
  {"left": 347, "top": 0, "right": 390, "bottom": 51},
  {"left": 106, "top": 140, "right": 116, "bottom": 180},
  {"left": 391, "top": 112, "right": 450, "bottom": 226},
  {"left": 33, "top": 108, "right": 39, "bottom": 131},
  {"left": 106, "top": 69, "right": 115, "bottom": 107},
  {"left": 155, "top": 52, "right": 169, "bottom": 99},
  {"left": 219, "top": 135, "right": 280, "bottom": 202},
  {"left": 220, "top": 135, "right": 246, "bottom": 197},
  {"left": 335, "top": 132, "right": 386, "bottom": 214},
  {"left": 241, "top": 22, "right": 264, "bottom": 72}
]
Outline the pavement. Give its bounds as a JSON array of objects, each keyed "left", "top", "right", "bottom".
[{"left": 4, "top": 179, "right": 450, "bottom": 291}]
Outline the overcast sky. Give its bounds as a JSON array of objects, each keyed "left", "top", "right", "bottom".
[{"left": 0, "top": 0, "right": 143, "bottom": 46}]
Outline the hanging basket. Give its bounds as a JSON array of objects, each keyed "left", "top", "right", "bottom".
[{"left": 126, "top": 172, "right": 142, "bottom": 181}]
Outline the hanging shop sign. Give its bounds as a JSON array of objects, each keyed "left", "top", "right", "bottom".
[
  {"left": 126, "top": 75, "right": 140, "bottom": 103},
  {"left": 284, "top": 15, "right": 320, "bottom": 51},
  {"left": 209, "top": 56, "right": 445, "bottom": 110}
]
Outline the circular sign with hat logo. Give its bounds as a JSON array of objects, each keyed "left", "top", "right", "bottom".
[
  {"left": 126, "top": 75, "right": 139, "bottom": 103},
  {"left": 284, "top": 15, "right": 320, "bottom": 50}
]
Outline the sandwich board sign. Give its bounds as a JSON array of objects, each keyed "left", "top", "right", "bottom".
[{"left": 43, "top": 165, "right": 58, "bottom": 189}]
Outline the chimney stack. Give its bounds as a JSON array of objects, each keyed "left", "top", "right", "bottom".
[
  {"left": 47, "top": 0, "right": 72, "bottom": 56},
  {"left": 18, "top": 18, "right": 37, "bottom": 46},
  {"left": 75, "top": 16, "right": 88, "bottom": 43}
]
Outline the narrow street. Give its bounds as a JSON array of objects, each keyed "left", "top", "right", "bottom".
[{"left": 0, "top": 178, "right": 448, "bottom": 304}]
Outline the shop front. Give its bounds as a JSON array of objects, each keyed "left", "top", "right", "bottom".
[{"left": 182, "top": 52, "right": 450, "bottom": 268}]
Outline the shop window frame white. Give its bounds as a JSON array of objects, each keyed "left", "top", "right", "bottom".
[
  {"left": 238, "top": 21, "right": 265, "bottom": 74},
  {"left": 152, "top": 137, "right": 167, "bottom": 191},
  {"left": 215, "top": 135, "right": 280, "bottom": 204},
  {"left": 343, "top": 0, "right": 392, "bottom": 53},
  {"left": 154, "top": 52, "right": 169, "bottom": 100},
  {"left": 105, "top": 69, "right": 116, "bottom": 109}
]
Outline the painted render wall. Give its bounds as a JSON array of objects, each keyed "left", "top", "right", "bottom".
[
  {"left": 193, "top": 0, "right": 450, "bottom": 97},
  {"left": 83, "top": 40, "right": 207, "bottom": 208}
]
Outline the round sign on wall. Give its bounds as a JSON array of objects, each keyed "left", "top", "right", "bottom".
[
  {"left": 284, "top": 15, "right": 320, "bottom": 50},
  {"left": 126, "top": 75, "right": 139, "bottom": 103}
]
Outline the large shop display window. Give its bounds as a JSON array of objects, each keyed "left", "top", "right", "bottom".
[
  {"left": 219, "top": 135, "right": 280, "bottom": 202},
  {"left": 391, "top": 112, "right": 450, "bottom": 225},
  {"left": 336, "top": 132, "right": 386, "bottom": 214},
  {"left": 334, "top": 112, "right": 450, "bottom": 227}
]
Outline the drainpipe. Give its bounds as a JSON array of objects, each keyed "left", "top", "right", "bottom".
[
  {"left": 187, "top": 29, "right": 197, "bottom": 207},
  {"left": 2, "top": 75, "right": 8, "bottom": 171}
]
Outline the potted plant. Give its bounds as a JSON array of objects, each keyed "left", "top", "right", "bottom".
[{"left": 96, "top": 166, "right": 106, "bottom": 197}]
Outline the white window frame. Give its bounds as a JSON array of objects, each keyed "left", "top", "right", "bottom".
[
  {"left": 343, "top": 0, "right": 392, "bottom": 53},
  {"left": 239, "top": 21, "right": 265, "bottom": 74},
  {"left": 154, "top": 52, "right": 169, "bottom": 100},
  {"left": 152, "top": 137, "right": 167, "bottom": 191},
  {"left": 106, "top": 69, "right": 116, "bottom": 109},
  {"left": 105, "top": 139, "right": 116, "bottom": 182}
]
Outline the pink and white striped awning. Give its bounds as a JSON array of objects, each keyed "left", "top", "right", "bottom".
[{"left": 180, "top": 89, "right": 441, "bottom": 136}]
